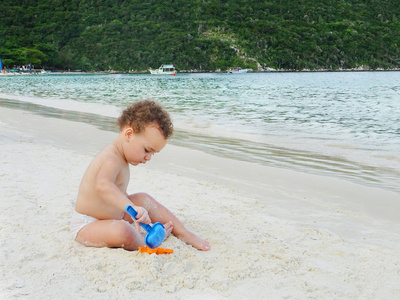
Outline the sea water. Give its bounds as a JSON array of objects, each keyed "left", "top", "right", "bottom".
[{"left": 0, "top": 72, "right": 399, "bottom": 193}]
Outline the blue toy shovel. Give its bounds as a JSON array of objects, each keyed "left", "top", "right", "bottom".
[{"left": 125, "top": 205, "right": 166, "bottom": 249}]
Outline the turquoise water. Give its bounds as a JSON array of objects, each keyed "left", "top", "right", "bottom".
[{"left": 1, "top": 72, "right": 399, "bottom": 192}]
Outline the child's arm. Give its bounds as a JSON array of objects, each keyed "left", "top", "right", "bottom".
[{"left": 95, "top": 156, "right": 150, "bottom": 226}]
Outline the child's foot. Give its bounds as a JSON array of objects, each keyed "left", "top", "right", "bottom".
[
  {"left": 163, "top": 221, "right": 174, "bottom": 241},
  {"left": 177, "top": 231, "right": 211, "bottom": 251}
]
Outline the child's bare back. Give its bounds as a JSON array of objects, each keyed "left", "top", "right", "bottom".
[
  {"left": 70, "top": 100, "right": 210, "bottom": 251},
  {"left": 75, "top": 144, "right": 129, "bottom": 219}
]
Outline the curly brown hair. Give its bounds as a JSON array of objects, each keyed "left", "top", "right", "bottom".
[{"left": 117, "top": 99, "right": 174, "bottom": 139}]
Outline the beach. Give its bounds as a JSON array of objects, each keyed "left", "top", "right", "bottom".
[{"left": 1, "top": 105, "right": 400, "bottom": 299}]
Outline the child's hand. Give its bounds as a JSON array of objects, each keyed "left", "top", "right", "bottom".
[{"left": 132, "top": 206, "right": 151, "bottom": 231}]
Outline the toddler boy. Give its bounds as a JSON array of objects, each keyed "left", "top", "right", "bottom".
[{"left": 70, "top": 100, "right": 210, "bottom": 251}]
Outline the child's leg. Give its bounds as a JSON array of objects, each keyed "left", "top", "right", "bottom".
[
  {"left": 76, "top": 219, "right": 146, "bottom": 250},
  {"left": 127, "top": 193, "right": 210, "bottom": 251}
]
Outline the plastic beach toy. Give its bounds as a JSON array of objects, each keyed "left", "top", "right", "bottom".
[
  {"left": 125, "top": 205, "right": 166, "bottom": 249},
  {"left": 139, "top": 246, "right": 173, "bottom": 255}
]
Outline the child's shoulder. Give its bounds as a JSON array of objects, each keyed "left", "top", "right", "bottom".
[{"left": 95, "top": 143, "right": 124, "bottom": 165}]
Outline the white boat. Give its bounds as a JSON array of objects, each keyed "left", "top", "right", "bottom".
[
  {"left": 227, "top": 67, "right": 247, "bottom": 74},
  {"left": 149, "top": 64, "right": 177, "bottom": 75}
]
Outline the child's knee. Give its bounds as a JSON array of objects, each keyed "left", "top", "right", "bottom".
[
  {"left": 112, "top": 220, "right": 137, "bottom": 245},
  {"left": 128, "top": 192, "right": 154, "bottom": 206},
  {"left": 136, "top": 192, "right": 151, "bottom": 199}
]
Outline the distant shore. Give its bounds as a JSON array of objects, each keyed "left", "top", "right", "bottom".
[{"left": 2, "top": 67, "right": 400, "bottom": 76}]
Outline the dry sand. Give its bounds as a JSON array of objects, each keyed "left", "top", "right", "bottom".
[{"left": 1, "top": 106, "right": 400, "bottom": 299}]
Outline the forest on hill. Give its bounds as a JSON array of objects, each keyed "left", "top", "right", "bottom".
[{"left": 1, "top": 0, "right": 400, "bottom": 72}]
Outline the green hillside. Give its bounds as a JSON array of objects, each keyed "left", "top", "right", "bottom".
[{"left": 1, "top": 0, "right": 400, "bottom": 71}]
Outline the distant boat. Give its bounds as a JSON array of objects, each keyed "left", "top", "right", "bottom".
[
  {"left": 227, "top": 67, "right": 247, "bottom": 74},
  {"left": 149, "top": 64, "right": 177, "bottom": 75}
]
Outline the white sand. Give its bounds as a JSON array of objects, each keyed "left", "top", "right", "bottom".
[{"left": 1, "top": 106, "right": 400, "bottom": 299}]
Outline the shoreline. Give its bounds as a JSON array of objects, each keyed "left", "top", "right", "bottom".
[
  {"left": 1, "top": 105, "right": 399, "bottom": 222},
  {"left": 1, "top": 95, "right": 399, "bottom": 195},
  {"left": 1, "top": 106, "right": 400, "bottom": 298}
]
